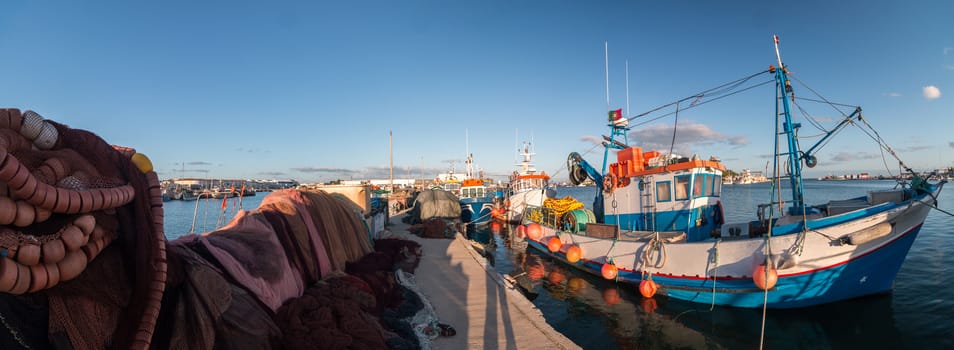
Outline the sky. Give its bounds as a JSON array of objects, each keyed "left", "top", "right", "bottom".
[{"left": 1, "top": 0, "right": 951, "bottom": 183}]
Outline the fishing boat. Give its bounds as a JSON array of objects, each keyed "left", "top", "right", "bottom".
[
  {"left": 458, "top": 153, "right": 494, "bottom": 226},
  {"left": 502, "top": 141, "right": 556, "bottom": 223},
  {"left": 519, "top": 36, "right": 945, "bottom": 308}
]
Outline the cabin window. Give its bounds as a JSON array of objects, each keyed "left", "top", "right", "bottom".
[
  {"left": 692, "top": 174, "right": 706, "bottom": 198},
  {"left": 710, "top": 175, "right": 722, "bottom": 196},
  {"left": 656, "top": 181, "right": 672, "bottom": 202},
  {"left": 674, "top": 175, "right": 690, "bottom": 200}
]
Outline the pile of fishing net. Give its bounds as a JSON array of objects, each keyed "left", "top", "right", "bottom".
[{"left": 0, "top": 108, "right": 441, "bottom": 349}]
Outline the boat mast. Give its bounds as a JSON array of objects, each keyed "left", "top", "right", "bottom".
[{"left": 773, "top": 35, "right": 806, "bottom": 214}]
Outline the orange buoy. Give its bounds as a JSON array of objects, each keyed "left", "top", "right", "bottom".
[
  {"left": 514, "top": 225, "right": 526, "bottom": 240},
  {"left": 639, "top": 279, "right": 658, "bottom": 298},
  {"left": 547, "top": 236, "right": 562, "bottom": 252},
  {"left": 566, "top": 245, "right": 582, "bottom": 263},
  {"left": 526, "top": 223, "right": 543, "bottom": 240},
  {"left": 490, "top": 221, "right": 501, "bottom": 234},
  {"left": 602, "top": 288, "right": 620, "bottom": 306},
  {"left": 601, "top": 262, "right": 618, "bottom": 280},
  {"left": 753, "top": 264, "right": 778, "bottom": 290}
]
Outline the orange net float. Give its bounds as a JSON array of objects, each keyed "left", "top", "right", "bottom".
[
  {"left": 639, "top": 278, "right": 658, "bottom": 298},
  {"left": 601, "top": 261, "right": 618, "bottom": 280},
  {"left": 753, "top": 264, "right": 778, "bottom": 290},
  {"left": 547, "top": 236, "right": 562, "bottom": 252},
  {"left": 566, "top": 245, "right": 582, "bottom": 263},
  {"left": 526, "top": 223, "right": 543, "bottom": 240}
]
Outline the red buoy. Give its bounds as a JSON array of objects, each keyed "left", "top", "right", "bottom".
[
  {"left": 526, "top": 223, "right": 543, "bottom": 240},
  {"left": 601, "top": 262, "right": 618, "bottom": 280},
  {"left": 547, "top": 236, "right": 562, "bottom": 252},
  {"left": 490, "top": 221, "right": 501, "bottom": 234},
  {"left": 566, "top": 245, "right": 582, "bottom": 263},
  {"left": 639, "top": 279, "right": 658, "bottom": 298},
  {"left": 753, "top": 264, "right": 778, "bottom": 290}
]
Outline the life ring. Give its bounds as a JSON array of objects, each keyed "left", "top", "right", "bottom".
[{"left": 603, "top": 173, "right": 617, "bottom": 193}]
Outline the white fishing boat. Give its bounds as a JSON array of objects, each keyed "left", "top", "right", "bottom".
[
  {"left": 518, "top": 36, "right": 945, "bottom": 308},
  {"left": 502, "top": 142, "right": 555, "bottom": 223}
]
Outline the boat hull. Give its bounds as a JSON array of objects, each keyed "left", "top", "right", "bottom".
[
  {"left": 461, "top": 197, "right": 494, "bottom": 226},
  {"left": 522, "top": 184, "right": 940, "bottom": 308}
]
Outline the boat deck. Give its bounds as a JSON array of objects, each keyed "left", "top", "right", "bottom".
[{"left": 391, "top": 213, "right": 579, "bottom": 349}]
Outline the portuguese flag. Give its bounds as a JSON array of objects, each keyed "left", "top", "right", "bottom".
[{"left": 608, "top": 108, "right": 626, "bottom": 126}]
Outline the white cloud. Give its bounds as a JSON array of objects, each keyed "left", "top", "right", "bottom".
[
  {"left": 627, "top": 122, "right": 748, "bottom": 155},
  {"left": 923, "top": 86, "right": 941, "bottom": 100},
  {"left": 883, "top": 92, "right": 902, "bottom": 97}
]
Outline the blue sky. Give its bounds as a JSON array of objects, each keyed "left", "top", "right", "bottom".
[{"left": 1, "top": 1, "right": 951, "bottom": 183}]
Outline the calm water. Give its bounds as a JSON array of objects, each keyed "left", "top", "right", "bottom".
[{"left": 162, "top": 182, "right": 954, "bottom": 349}]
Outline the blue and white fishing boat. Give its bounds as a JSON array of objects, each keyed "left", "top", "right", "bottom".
[
  {"left": 458, "top": 153, "right": 494, "bottom": 226},
  {"left": 521, "top": 36, "right": 945, "bottom": 308}
]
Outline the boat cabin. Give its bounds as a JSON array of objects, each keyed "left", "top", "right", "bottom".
[{"left": 603, "top": 146, "right": 726, "bottom": 242}]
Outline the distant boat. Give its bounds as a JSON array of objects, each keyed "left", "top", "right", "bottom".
[
  {"left": 502, "top": 141, "right": 555, "bottom": 223},
  {"left": 458, "top": 153, "right": 494, "bottom": 226},
  {"left": 519, "top": 36, "right": 944, "bottom": 308}
]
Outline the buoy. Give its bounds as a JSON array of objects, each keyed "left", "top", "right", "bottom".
[
  {"left": 753, "top": 264, "right": 778, "bottom": 290},
  {"left": 601, "top": 262, "right": 618, "bottom": 280},
  {"left": 490, "top": 221, "right": 501, "bottom": 234},
  {"left": 547, "top": 236, "right": 562, "bottom": 252},
  {"left": 526, "top": 223, "right": 543, "bottom": 240},
  {"left": 639, "top": 279, "right": 658, "bottom": 298},
  {"left": 514, "top": 225, "right": 526, "bottom": 240},
  {"left": 602, "top": 288, "right": 620, "bottom": 306},
  {"left": 566, "top": 245, "right": 582, "bottom": 263},
  {"left": 131, "top": 153, "right": 153, "bottom": 173}
]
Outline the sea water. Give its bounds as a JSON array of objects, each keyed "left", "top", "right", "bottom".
[{"left": 162, "top": 181, "right": 954, "bottom": 349}]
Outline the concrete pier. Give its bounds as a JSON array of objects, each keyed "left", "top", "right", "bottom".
[{"left": 392, "top": 215, "right": 580, "bottom": 349}]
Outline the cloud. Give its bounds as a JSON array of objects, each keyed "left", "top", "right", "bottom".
[
  {"left": 236, "top": 147, "right": 269, "bottom": 153},
  {"left": 258, "top": 171, "right": 287, "bottom": 176},
  {"left": 883, "top": 92, "right": 902, "bottom": 97},
  {"left": 948, "top": 141, "right": 954, "bottom": 148},
  {"left": 291, "top": 167, "right": 357, "bottom": 174},
  {"left": 579, "top": 135, "right": 604, "bottom": 146},
  {"left": 897, "top": 145, "right": 933, "bottom": 152},
  {"left": 187, "top": 161, "right": 212, "bottom": 166},
  {"left": 923, "top": 86, "right": 941, "bottom": 100},
  {"left": 830, "top": 152, "right": 880, "bottom": 162},
  {"left": 945, "top": 47, "right": 953, "bottom": 55},
  {"left": 627, "top": 122, "right": 748, "bottom": 155}
]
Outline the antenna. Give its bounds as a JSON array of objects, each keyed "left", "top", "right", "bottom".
[
  {"left": 773, "top": 35, "right": 783, "bottom": 69},
  {"left": 625, "top": 60, "right": 630, "bottom": 116},
  {"left": 605, "top": 41, "right": 610, "bottom": 110}
]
